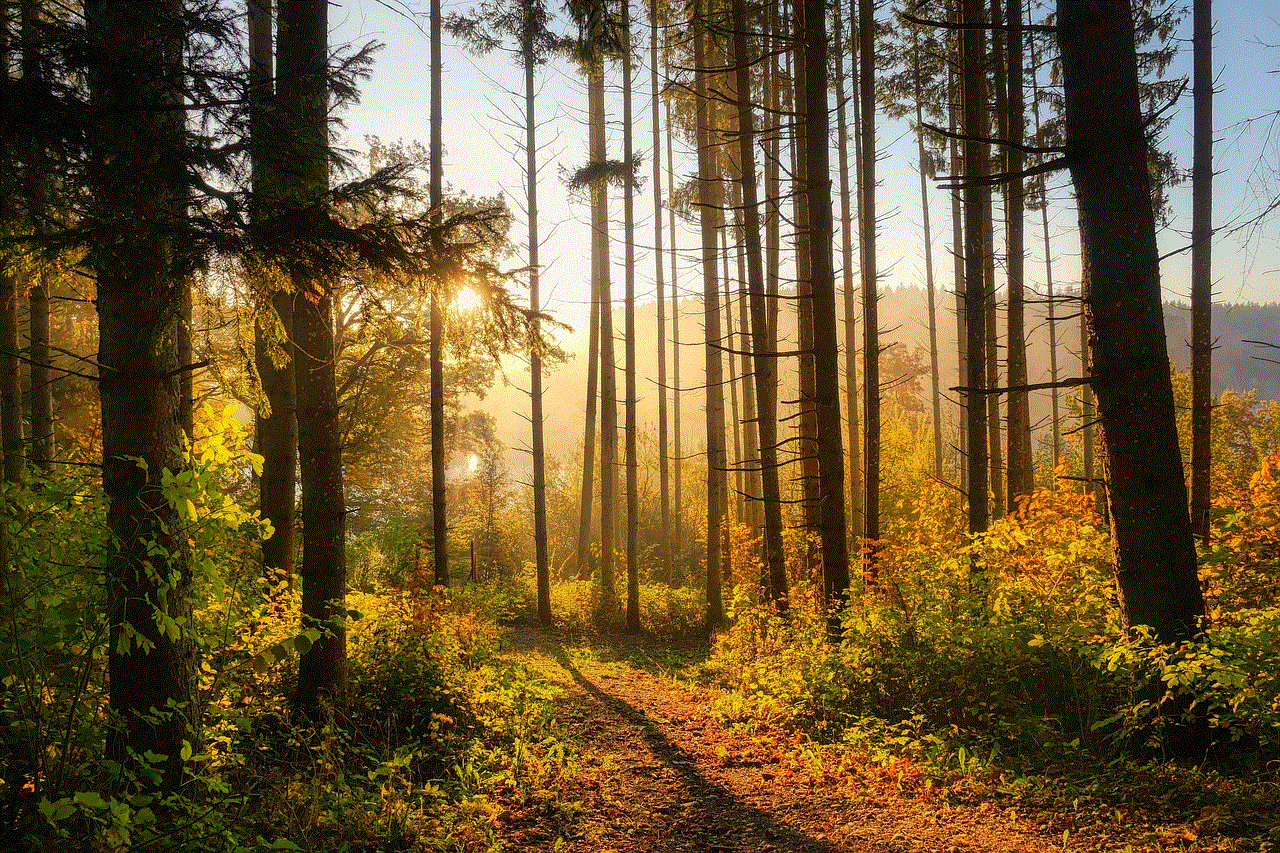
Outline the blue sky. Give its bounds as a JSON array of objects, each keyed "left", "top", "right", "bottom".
[{"left": 331, "top": 0, "right": 1280, "bottom": 333}]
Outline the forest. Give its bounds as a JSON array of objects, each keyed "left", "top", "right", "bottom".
[{"left": 1, "top": 0, "right": 1278, "bottom": 850}]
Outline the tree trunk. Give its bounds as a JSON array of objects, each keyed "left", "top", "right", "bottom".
[
  {"left": 723, "top": 230, "right": 744, "bottom": 531},
  {"left": 665, "top": 89, "right": 682, "bottom": 571},
  {"left": 1032, "top": 59, "right": 1062, "bottom": 475},
  {"left": 590, "top": 58, "right": 620, "bottom": 616},
  {"left": 1059, "top": 0, "right": 1207, "bottom": 757},
  {"left": 730, "top": 0, "right": 786, "bottom": 609},
  {"left": 21, "top": 0, "right": 53, "bottom": 471},
  {"left": 86, "top": 0, "right": 195, "bottom": 789},
  {"left": 857, "top": 0, "right": 879, "bottom": 570},
  {"left": 913, "top": 35, "right": 944, "bottom": 481},
  {"left": 835, "top": 2, "right": 863, "bottom": 540},
  {"left": 1189, "top": 0, "right": 1213, "bottom": 541},
  {"left": 622, "top": 0, "right": 640, "bottom": 633},
  {"left": 986, "top": 0, "right": 1004, "bottom": 520},
  {"left": 574, "top": 267, "right": 600, "bottom": 580},
  {"left": 0, "top": 266, "right": 22, "bottom": 481},
  {"left": 250, "top": 0, "right": 297, "bottom": 586},
  {"left": 1058, "top": 0, "right": 1204, "bottom": 643},
  {"left": 694, "top": 10, "right": 725, "bottom": 630},
  {"left": 960, "top": 0, "right": 989, "bottom": 534},
  {"left": 281, "top": 0, "right": 347, "bottom": 713},
  {"left": 429, "top": 0, "right": 450, "bottom": 588},
  {"left": 1002, "top": 0, "right": 1033, "bottom": 506},
  {"left": 950, "top": 65, "right": 967, "bottom": 491},
  {"left": 812, "top": 0, "right": 851, "bottom": 630},
  {"left": 650, "top": 0, "right": 672, "bottom": 585},
  {"left": 525, "top": 9, "right": 551, "bottom": 626}
]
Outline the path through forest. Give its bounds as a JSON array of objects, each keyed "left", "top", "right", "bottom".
[{"left": 504, "top": 627, "right": 1070, "bottom": 853}]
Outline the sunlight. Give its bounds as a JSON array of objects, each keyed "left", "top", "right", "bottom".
[
  {"left": 453, "top": 285, "right": 483, "bottom": 313},
  {"left": 467, "top": 453, "right": 479, "bottom": 474}
]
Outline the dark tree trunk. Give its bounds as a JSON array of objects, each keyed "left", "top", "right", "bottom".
[
  {"left": 249, "top": 0, "right": 297, "bottom": 586},
  {"left": 86, "top": 0, "right": 196, "bottom": 789},
  {"left": 622, "top": 0, "right": 640, "bottom": 633},
  {"left": 858, "top": 0, "right": 881, "bottom": 570},
  {"left": 650, "top": 0, "right": 672, "bottom": 585},
  {"left": 590, "top": 58, "right": 620, "bottom": 617},
  {"left": 0, "top": 266, "right": 22, "bottom": 481},
  {"left": 1058, "top": 0, "right": 1205, "bottom": 646},
  {"left": 21, "top": 0, "right": 53, "bottom": 471},
  {"left": 694, "top": 10, "right": 725, "bottom": 631},
  {"left": 280, "top": 0, "right": 347, "bottom": 713},
  {"left": 811, "top": 0, "right": 851, "bottom": 629},
  {"left": 950, "top": 67, "right": 967, "bottom": 491},
  {"left": 1189, "top": 0, "right": 1213, "bottom": 541},
  {"left": 430, "top": 0, "right": 450, "bottom": 588},
  {"left": 1003, "top": 0, "right": 1033, "bottom": 505},
  {"left": 913, "top": 35, "right": 944, "bottom": 482},
  {"left": 730, "top": 0, "right": 786, "bottom": 609},
  {"left": 575, "top": 269, "right": 599, "bottom": 581},
  {"left": 525, "top": 9, "right": 551, "bottom": 626},
  {"left": 835, "top": 2, "right": 863, "bottom": 540},
  {"left": 960, "top": 0, "right": 989, "bottom": 534},
  {"left": 665, "top": 89, "right": 682, "bottom": 570}
]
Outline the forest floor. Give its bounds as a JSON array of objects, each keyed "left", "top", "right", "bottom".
[{"left": 499, "top": 625, "right": 1080, "bottom": 853}]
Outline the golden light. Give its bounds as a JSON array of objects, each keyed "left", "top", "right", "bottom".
[
  {"left": 452, "top": 285, "right": 483, "bottom": 313},
  {"left": 468, "top": 453, "right": 479, "bottom": 474}
]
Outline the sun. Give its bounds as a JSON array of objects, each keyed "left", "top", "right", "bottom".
[{"left": 453, "top": 286, "right": 483, "bottom": 313}]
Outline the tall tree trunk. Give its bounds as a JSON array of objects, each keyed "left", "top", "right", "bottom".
[
  {"left": 1189, "top": 0, "right": 1213, "bottom": 541},
  {"left": 1080, "top": 283, "right": 1096, "bottom": 503},
  {"left": 650, "top": 0, "right": 671, "bottom": 584},
  {"left": 665, "top": 89, "right": 682, "bottom": 570},
  {"left": 835, "top": 1, "right": 863, "bottom": 539},
  {"left": 960, "top": 0, "right": 990, "bottom": 534},
  {"left": 763, "top": 0, "right": 781, "bottom": 351},
  {"left": 1004, "top": 0, "right": 1033, "bottom": 505},
  {"left": 590, "top": 58, "right": 620, "bottom": 615},
  {"left": 0, "top": 268, "right": 21, "bottom": 481},
  {"left": 250, "top": 0, "right": 297, "bottom": 586},
  {"left": 21, "top": 0, "right": 53, "bottom": 471},
  {"left": 525, "top": 7, "right": 551, "bottom": 626},
  {"left": 281, "top": 0, "right": 347, "bottom": 713},
  {"left": 913, "top": 34, "right": 944, "bottom": 481},
  {"left": 1032, "top": 55, "right": 1062, "bottom": 475},
  {"left": 723, "top": 230, "right": 744, "bottom": 530},
  {"left": 86, "top": 0, "right": 195, "bottom": 789},
  {"left": 856, "top": 0, "right": 878, "bottom": 573},
  {"left": 986, "top": 0, "right": 1004, "bottom": 520},
  {"left": 950, "top": 65, "right": 967, "bottom": 490},
  {"left": 1058, "top": 0, "right": 1204, "bottom": 641},
  {"left": 621, "top": 0, "right": 641, "bottom": 633},
  {"left": 575, "top": 270, "right": 600, "bottom": 580},
  {"left": 730, "top": 0, "right": 786, "bottom": 609},
  {"left": 429, "top": 0, "right": 450, "bottom": 587},
  {"left": 790, "top": 0, "right": 819, "bottom": 547},
  {"left": 694, "top": 8, "right": 725, "bottom": 630}
]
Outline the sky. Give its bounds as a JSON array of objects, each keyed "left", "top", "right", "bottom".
[{"left": 326, "top": 0, "right": 1280, "bottom": 462}]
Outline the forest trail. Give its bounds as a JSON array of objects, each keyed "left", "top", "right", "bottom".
[{"left": 504, "top": 627, "right": 1069, "bottom": 853}]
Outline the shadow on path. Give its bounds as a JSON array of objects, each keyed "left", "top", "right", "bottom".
[{"left": 550, "top": 644, "right": 877, "bottom": 853}]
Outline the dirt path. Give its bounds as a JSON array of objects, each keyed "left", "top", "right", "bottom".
[{"left": 505, "top": 627, "right": 1069, "bottom": 853}]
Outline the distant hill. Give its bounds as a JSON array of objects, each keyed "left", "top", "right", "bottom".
[{"left": 471, "top": 289, "right": 1280, "bottom": 471}]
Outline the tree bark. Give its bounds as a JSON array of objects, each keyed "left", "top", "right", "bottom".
[
  {"left": 694, "top": 9, "right": 725, "bottom": 630},
  {"left": 430, "top": 0, "right": 450, "bottom": 588},
  {"left": 0, "top": 266, "right": 22, "bottom": 481},
  {"left": 1189, "top": 0, "right": 1213, "bottom": 541},
  {"left": 835, "top": 1, "right": 863, "bottom": 540},
  {"left": 913, "top": 34, "right": 944, "bottom": 482},
  {"left": 86, "top": 0, "right": 196, "bottom": 789},
  {"left": 960, "top": 0, "right": 989, "bottom": 534},
  {"left": 525, "top": 5, "right": 551, "bottom": 626},
  {"left": 1058, "top": 0, "right": 1205, "bottom": 645},
  {"left": 280, "top": 0, "right": 347, "bottom": 713},
  {"left": 1004, "top": 0, "right": 1032, "bottom": 505},
  {"left": 812, "top": 0, "right": 851, "bottom": 629},
  {"left": 665, "top": 88, "right": 682, "bottom": 570},
  {"left": 650, "top": 0, "right": 672, "bottom": 585},
  {"left": 590, "top": 57, "right": 620, "bottom": 616},
  {"left": 622, "top": 0, "right": 640, "bottom": 633},
  {"left": 21, "top": 0, "right": 53, "bottom": 471}
]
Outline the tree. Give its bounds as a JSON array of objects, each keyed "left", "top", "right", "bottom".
[
  {"left": 807, "top": 0, "right": 850, "bottom": 627},
  {"left": 249, "top": 0, "right": 298, "bottom": 587},
  {"left": 728, "top": 0, "right": 787, "bottom": 608},
  {"left": 84, "top": 0, "right": 195, "bottom": 788},
  {"left": 693, "top": 3, "right": 725, "bottom": 630},
  {"left": 1189, "top": 0, "right": 1213, "bottom": 540},
  {"left": 621, "top": 0, "right": 640, "bottom": 633},
  {"left": 1057, "top": 0, "right": 1205, "bottom": 649},
  {"left": 649, "top": 0, "right": 672, "bottom": 586},
  {"left": 280, "top": 0, "right": 348, "bottom": 713},
  {"left": 431, "top": 0, "right": 450, "bottom": 588},
  {"left": 447, "top": 0, "right": 561, "bottom": 625}
]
